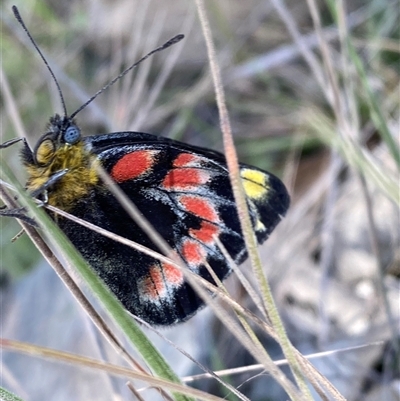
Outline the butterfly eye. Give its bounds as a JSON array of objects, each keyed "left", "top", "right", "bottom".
[{"left": 64, "top": 125, "right": 81, "bottom": 144}]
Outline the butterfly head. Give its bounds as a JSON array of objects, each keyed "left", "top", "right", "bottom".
[
  {"left": 29, "top": 115, "right": 81, "bottom": 166},
  {"left": 22, "top": 116, "right": 99, "bottom": 209}
]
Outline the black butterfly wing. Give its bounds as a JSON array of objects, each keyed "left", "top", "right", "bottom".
[{"left": 58, "top": 132, "right": 289, "bottom": 325}]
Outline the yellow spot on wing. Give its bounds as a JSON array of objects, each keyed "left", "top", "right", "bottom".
[{"left": 241, "top": 168, "right": 269, "bottom": 200}]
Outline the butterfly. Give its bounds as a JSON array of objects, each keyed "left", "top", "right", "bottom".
[{"left": 2, "top": 6, "right": 290, "bottom": 325}]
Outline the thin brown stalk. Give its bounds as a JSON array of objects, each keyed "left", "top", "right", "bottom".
[
  {"left": 0, "top": 184, "right": 146, "bottom": 375},
  {"left": 0, "top": 339, "right": 225, "bottom": 401},
  {"left": 194, "top": 1, "right": 313, "bottom": 399}
]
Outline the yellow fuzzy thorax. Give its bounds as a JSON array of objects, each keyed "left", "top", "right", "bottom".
[{"left": 25, "top": 139, "right": 99, "bottom": 210}]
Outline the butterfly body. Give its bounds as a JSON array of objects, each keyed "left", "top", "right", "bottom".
[{"left": 20, "top": 115, "right": 290, "bottom": 325}]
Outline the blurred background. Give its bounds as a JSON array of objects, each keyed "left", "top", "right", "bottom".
[{"left": 1, "top": 0, "right": 399, "bottom": 400}]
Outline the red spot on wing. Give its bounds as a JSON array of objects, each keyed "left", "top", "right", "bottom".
[
  {"left": 179, "top": 195, "right": 219, "bottom": 222},
  {"left": 162, "top": 262, "right": 184, "bottom": 285},
  {"left": 190, "top": 221, "right": 220, "bottom": 244},
  {"left": 140, "top": 262, "right": 183, "bottom": 302},
  {"left": 181, "top": 239, "right": 205, "bottom": 266},
  {"left": 162, "top": 168, "right": 210, "bottom": 190},
  {"left": 140, "top": 264, "right": 165, "bottom": 300},
  {"left": 111, "top": 150, "right": 157, "bottom": 183},
  {"left": 173, "top": 153, "right": 200, "bottom": 167}
]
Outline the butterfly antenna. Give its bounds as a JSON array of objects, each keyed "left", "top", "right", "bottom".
[
  {"left": 70, "top": 34, "right": 184, "bottom": 119},
  {"left": 12, "top": 6, "right": 68, "bottom": 118}
]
